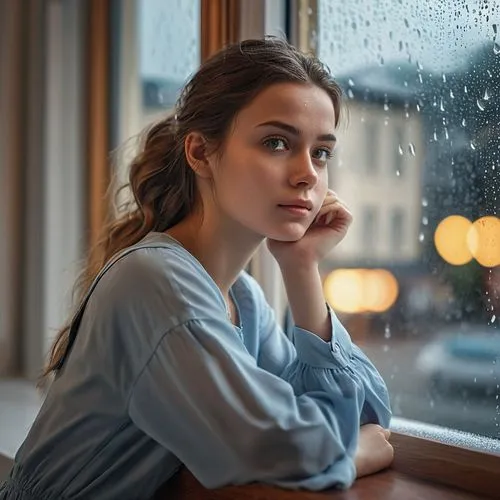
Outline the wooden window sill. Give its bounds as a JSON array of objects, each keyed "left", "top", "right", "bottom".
[{"left": 154, "top": 425, "right": 500, "bottom": 500}]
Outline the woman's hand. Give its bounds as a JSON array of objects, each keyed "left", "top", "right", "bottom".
[
  {"left": 355, "top": 424, "right": 394, "bottom": 479},
  {"left": 268, "top": 189, "right": 353, "bottom": 268}
]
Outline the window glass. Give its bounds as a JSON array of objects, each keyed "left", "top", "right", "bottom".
[
  {"left": 317, "top": 0, "right": 500, "bottom": 439},
  {"left": 139, "top": 0, "right": 200, "bottom": 126}
]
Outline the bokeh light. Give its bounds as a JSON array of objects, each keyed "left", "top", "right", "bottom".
[
  {"left": 324, "top": 269, "right": 399, "bottom": 314},
  {"left": 434, "top": 215, "right": 473, "bottom": 265},
  {"left": 466, "top": 216, "right": 500, "bottom": 268}
]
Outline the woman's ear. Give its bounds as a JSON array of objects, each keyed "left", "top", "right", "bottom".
[{"left": 184, "top": 132, "right": 214, "bottom": 179}]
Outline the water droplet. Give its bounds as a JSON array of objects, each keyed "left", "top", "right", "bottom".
[
  {"left": 422, "top": 198, "right": 428, "bottom": 207},
  {"left": 422, "top": 216, "right": 428, "bottom": 225},
  {"left": 444, "top": 127, "right": 449, "bottom": 140},
  {"left": 471, "top": 142, "right": 477, "bottom": 150},
  {"left": 396, "top": 170, "right": 401, "bottom": 176},
  {"left": 384, "top": 103, "right": 390, "bottom": 111},
  {"left": 348, "top": 78, "right": 355, "bottom": 87},
  {"left": 484, "top": 88, "right": 491, "bottom": 100},
  {"left": 494, "top": 24, "right": 498, "bottom": 35},
  {"left": 417, "top": 61, "right": 424, "bottom": 71},
  {"left": 449, "top": 89, "right": 455, "bottom": 99},
  {"left": 439, "top": 98, "right": 445, "bottom": 111},
  {"left": 419, "top": 233, "right": 425, "bottom": 242},
  {"left": 464, "top": 85, "right": 468, "bottom": 93},
  {"left": 491, "top": 315, "right": 497, "bottom": 323},
  {"left": 433, "top": 130, "right": 438, "bottom": 141},
  {"left": 462, "top": 118, "right": 467, "bottom": 127},
  {"left": 477, "top": 99, "right": 485, "bottom": 111},
  {"left": 347, "top": 89, "right": 354, "bottom": 99},
  {"left": 408, "top": 143, "right": 416, "bottom": 156},
  {"left": 383, "top": 345, "right": 390, "bottom": 353},
  {"left": 494, "top": 42, "right": 500, "bottom": 55},
  {"left": 418, "top": 73, "right": 423, "bottom": 84},
  {"left": 384, "top": 325, "right": 391, "bottom": 339},
  {"left": 398, "top": 145, "right": 404, "bottom": 155},
  {"left": 442, "top": 73, "right": 447, "bottom": 83},
  {"left": 474, "top": 377, "right": 477, "bottom": 384}
]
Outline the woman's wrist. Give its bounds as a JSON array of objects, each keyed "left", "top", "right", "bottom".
[{"left": 280, "top": 261, "right": 332, "bottom": 342}]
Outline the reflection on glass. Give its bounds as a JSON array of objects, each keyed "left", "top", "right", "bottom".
[{"left": 316, "top": 0, "right": 500, "bottom": 439}]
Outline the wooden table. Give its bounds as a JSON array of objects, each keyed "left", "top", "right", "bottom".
[{"left": 154, "top": 467, "right": 484, "bottom": 500}]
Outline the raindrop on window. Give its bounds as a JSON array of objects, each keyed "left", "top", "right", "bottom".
[
  {"left": 408, "top": 143, "right": 416, "bottom": 156},
  {"left": 422, "top": 216, "right": 429, "bottom": 225},
  {"left": 494, "top": 42, "right": 500, "bottom": 54},
  {"left": 398, "top": 144, "right": 404, "bottom": 155},
  {"left": 462, "top": 118, "right": 467, "bottom": 127},
  {"left": 477, "top": 99, "right": 485, "bottom": 111},
  {"left": 449, "top": 89, "right": 455, "bottom": 98},
  {"left": 421, "top": 198, "right": 428, "bottom": 207},
  {"left": 419, "top": 233, "right": 425, "bottom": 242},
  {"left": 491, "top": 315, "right": 497, "bottom": 324},
  {"left": 347, "top": 89, "right": 354, "bottom": 99},
  {"left": 348, "top": 78, "right": 355, "bottom": 87},
  {"left": 471, "top": 142, "right": 477, "bottom": 150},
  {"left": 384, "top": 324, "right": 391, "bottom": 339},
  {"left": 483, "top": 88, "right": 491, "bottom": 100},
  {"left": 384, "top": 103, "right": 390, "bottom": 111}
]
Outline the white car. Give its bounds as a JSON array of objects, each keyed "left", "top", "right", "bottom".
[{"left": 416, "top": 326, "right": 500, "bottom": 395}]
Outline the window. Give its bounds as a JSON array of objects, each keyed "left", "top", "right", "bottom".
[
  {"left": 362, "top": 206, "right": 377, "bottom": 250},
  {"left": 365, "top": 120, "right": 378, "bottom": 173},
  {"left": 391, "top": 207, "right": 404, "bottom": 253},
  {"left": 313, "top": 0, "right": 500, "bottom": 442},
  {"left": 112, "top": 0, "right": 201, "bottom": 209}
]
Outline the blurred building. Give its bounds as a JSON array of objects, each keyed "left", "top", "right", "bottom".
[{"left": 325, "top": 84, "right": 424, "bottom": 267}]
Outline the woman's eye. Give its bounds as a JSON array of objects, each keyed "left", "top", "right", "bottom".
[
  {"left": 263, "top": 137, "right": 288, "bottom": 152},
  {"left": 312, "top": 148, "right": 333, "bottom": 162}
]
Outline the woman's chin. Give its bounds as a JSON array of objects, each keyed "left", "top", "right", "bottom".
[{"left": 266, "top": 224, "right": 307, "bottom": 242}]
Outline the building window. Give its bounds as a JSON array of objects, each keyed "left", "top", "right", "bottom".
[{"left": 391, "top": 208, "right": 404, "bottom": 252}]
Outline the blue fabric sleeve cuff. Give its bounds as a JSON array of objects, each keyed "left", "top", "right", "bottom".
[{"left": 293, "top": 305, "right": 353, "bottom": 369}]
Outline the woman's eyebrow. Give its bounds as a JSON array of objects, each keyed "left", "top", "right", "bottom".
[{"left": 257, "top": 120, "right": 336, "bottom": 142}]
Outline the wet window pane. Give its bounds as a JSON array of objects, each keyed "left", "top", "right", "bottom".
[
  {"left": 317, "top": 0, "right": 500, "bottom": 438},
  {"left": 139, "top": 0, "right": 200, "bottom": 125}
]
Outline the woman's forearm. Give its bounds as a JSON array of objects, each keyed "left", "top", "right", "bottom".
[{"left": 280, "top": 261, "right": 332, "bottom": 342}]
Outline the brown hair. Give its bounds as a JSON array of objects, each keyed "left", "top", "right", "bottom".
[{"left": 42, "top": 36, "right": 343, "bottom": 378}]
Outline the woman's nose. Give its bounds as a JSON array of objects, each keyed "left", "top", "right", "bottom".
[{"left": 289, "top": 153, "right": 319, "bottom": 188}]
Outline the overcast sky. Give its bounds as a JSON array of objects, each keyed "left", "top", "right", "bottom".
[
  {"left": 139, "top": 0, "right": 498, "bottom": 80},
  {"left": 318, "top": 0, "right": 497, "bottom": 75}
]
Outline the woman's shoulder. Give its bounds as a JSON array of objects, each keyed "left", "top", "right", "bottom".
[{"left": 89, "top": 233, "right": 227, "bottom": 323}]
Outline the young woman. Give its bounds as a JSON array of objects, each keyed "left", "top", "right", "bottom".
[{"left": 1, "top": 37, "right": 393, "bottom": 499}]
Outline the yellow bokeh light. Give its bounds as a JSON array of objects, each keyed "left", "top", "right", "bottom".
[
  {"left": 324, "top": 269, "right": 399, "bottom": 314},
  {"left": 466, "top": 216, "right": 500, "bottom": 268},
  {"left": 363, "top": 270, "right": 399, "bottom": 313},
  {"left": 434, "top": 215, "right": 473, "bottom": 265},
  {"left": 323, "top": 269, "right": 365, "bottom": 314}
]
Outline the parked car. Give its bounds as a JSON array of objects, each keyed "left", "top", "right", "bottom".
[{"left": 416, "top": 325, "right": 500, "bottom": 396}]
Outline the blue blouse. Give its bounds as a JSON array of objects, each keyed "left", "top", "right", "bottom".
[{"left": 0, "top": 232, "right": 391, "bottom": 499}]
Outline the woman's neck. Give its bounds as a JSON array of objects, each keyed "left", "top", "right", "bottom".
[{"left": 166, "top": 210, "right": 263, "bottom": 298}]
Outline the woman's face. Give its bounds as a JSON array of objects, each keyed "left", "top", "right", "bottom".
[{"left": 208, "top": 82, "right": 337, "bottom": 242}]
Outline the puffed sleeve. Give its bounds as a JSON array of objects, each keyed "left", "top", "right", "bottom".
[
  {"left": 128, "top": 315, "right": 373, "bottom": 491},
  {"left": 254, "top": 285, "right": 392, "bottom": 431}
]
